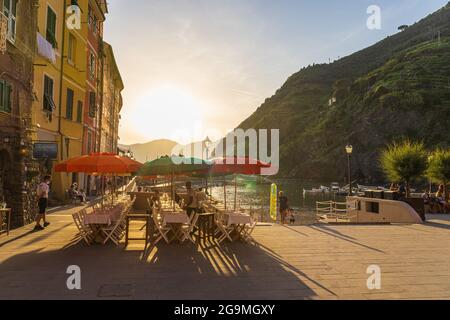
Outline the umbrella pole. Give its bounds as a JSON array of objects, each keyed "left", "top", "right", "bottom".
[
  {"left": 101, "top": 176, "right": 104, "bottom": 208},
  {"left": 113, "top": 174, "right": 116, "bottom": 205},
  {"left": 171, "top": 174, "right": 175, "bottom": 211},
  {"left": 234, "top": 174, "right": 237, "bottom": 211},
  {"left": 223, "top": 175, "right": 227, "bottom": 211}
]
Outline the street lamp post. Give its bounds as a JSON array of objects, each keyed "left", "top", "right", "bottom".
[
  {"left": 346, "top": 145, "right": 353, "bottom": 196},
  {"left": 204, "top": 137, "right": 212, "bottom": 196},
  {"left": 428, "top": 155, "right": 434, "bottom": 193},
  {"left": 204, "top": 136, "right": 211, "bottom": 161}
]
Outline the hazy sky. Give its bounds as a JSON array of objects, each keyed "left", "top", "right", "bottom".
[{"left": 104, "top": 0, "right": 448, "bottom": 145}]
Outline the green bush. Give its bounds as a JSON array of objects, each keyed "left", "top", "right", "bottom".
[
  {"left": 380, "top": 140, "right": 428, "bottom": 196},
  {"left": 427, "top": 149, "right": 450, "bottom": 202}
]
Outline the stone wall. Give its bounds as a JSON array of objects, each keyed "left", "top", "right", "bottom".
[{"left": 0, "top": 0, "right": 38, "bottom": 228}]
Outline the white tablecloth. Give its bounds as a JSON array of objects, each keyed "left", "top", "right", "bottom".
[
  {"left": 84, "top": 207, "right": 122, "bottom": 226},
  {"left": 163, "top": 212, "right": 190, "bottom": 225},
  {"left": 225, "top": 212, "right": 252, "bottom": 226}
]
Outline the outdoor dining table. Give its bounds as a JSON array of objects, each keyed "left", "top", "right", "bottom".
[
  {"left": 84, "top": 206, "right": 122, "bottom": 225},
  {"left": 163, "top": 212, "right": 190, "bottom": 224},
  {"left": 224, "top": 212, "right": 252, "bottom": 225},
  {"left": 224, "top": 211, "right": 252, "bottom": 241},
  {"left": 83, "top": 205, "right": 123, "bottom": 243},
  {"left": 162, "top": 211, "right": 191, "bottom": 242}
]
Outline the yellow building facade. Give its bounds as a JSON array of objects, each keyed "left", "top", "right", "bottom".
[
  {"left": 59, "top": 0, "right": 88, "bottom": 197},
  {"left": 32, "top": 0, "right": 88, "bottom": 200}
]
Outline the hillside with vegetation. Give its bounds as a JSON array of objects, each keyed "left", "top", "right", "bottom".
[{"left": 238, "top": 3, "right": 450, "bottom": 182}]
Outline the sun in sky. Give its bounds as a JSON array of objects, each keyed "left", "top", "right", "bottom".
[{"left": 129, "top": 85, "right": 207, "bottom": 145}]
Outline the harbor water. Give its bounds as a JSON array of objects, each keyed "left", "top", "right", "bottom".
[{"left": 208, "top": 177, "right": 347, "bottom": 220}]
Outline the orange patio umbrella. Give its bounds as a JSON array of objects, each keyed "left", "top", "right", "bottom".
[
  {"left": 55, "top": 153, "right": 143, "bottom": 205},
  {"left": 54, "top": 152, "right": 142, "bottom": 174}
]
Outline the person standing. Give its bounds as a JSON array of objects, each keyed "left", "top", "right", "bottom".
[
  {"left": 278, "top": 191, "right": 289, "bottom": 225},
  {"left": 185, "top": 181, "right": 199, "bottom": 218},
  {"left": 34, "top": 175, "right": 51, "bottom": 231},
  {"left": 197, "top": 187, "right": 207, "bottom": 212}
]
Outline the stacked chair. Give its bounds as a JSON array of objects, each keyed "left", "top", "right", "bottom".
[
  {"left": 72, "top": 209, "right": 94, "bottom": 245},
  {"left": 101, "top": 197, "right": 135, "bottom": 245}
]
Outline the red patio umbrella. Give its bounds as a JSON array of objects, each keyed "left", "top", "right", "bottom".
[{"left": 209, "top": 157, "right": 272, "bottom": 210}]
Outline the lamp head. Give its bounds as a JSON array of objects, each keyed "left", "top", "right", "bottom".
[
  {"left": 345, "top": 145, "right": 353, "bottom": 155},
  {"left": 204, "top": 136, "right": 212, "bottom": 148}
]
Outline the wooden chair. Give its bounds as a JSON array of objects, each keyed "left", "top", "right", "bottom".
[
  {"left": 241, "top": 217, "right": 257, "bottom": 243},
  {"left": 152, "top": 207, "right": 172, "bottom": 245},
  {"left": 72, "top": 210, "right": 93, "bottom": 245},
  {"left": 101, "top": 205, "right": 131, "bottom": 245},
  {"left": 214, "top": 212, "right": 234, "bottom": 243},
  {"left": 67, "top": 189, "right": 82, "bottom": 205},
  {"left": 179, "top": 211, "right": 199, "bottom": 244}
]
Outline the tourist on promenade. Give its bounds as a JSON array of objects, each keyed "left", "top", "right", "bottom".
[
  {"left": 34, "top": 175, "right": 51, "bottom": 231},
  {"left": 279, "top": 191, "right": 289, "bottom": 225},
  {"left": 288, "top": 208, "right": 296, "bottom": 225}
]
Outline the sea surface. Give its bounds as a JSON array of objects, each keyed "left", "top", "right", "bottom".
[{"left": 208, "top": 176, "right": 346, "bottom": 215}]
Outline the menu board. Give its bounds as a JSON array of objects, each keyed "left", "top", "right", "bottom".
[{"left": 33, "top": 143, "right": 58, "bottom": 160}]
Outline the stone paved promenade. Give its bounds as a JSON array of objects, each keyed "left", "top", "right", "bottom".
[{"left": 1, "top": 205, "right": 450, "bottom": 300}]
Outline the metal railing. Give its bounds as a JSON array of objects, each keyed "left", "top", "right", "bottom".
[{"left": 316, "top": 200, "right": 358, "bottom": 222}]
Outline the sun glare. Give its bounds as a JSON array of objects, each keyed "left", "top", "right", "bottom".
[{"left": 132, "top": 85, "right": 206, "bottom": 144}]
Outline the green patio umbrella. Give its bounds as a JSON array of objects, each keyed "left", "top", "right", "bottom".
[
  {"left": 138, "top": 155, "right": 211, "bottom": 176},
  {"left": 138, "top": 155, "right": 212, "bottom": 210}
]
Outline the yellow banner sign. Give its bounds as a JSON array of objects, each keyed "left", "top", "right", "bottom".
[{"left": 269, "top": 183, "right": 277, "bottom": 221}]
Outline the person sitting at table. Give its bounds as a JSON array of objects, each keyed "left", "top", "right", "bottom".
[
  {"left": 175, "top": 192, "right": 181, "bottom": 205},
  {"left": 436, "top": 184, "right": 447, "bottom": 212},
  {"left": 70, "top": 183, "right": 86, "bottom": 203},
  {"left": 397, "top": 183, "right": 407, "bottom": 200},
  {"left": 151, "top": 190, "right": 161, "bottom": 210},
  {"left": 78, "top": 188, "right": 87, "bottom": 203},
  {"left": 422, "top": 190, "right": 440, "bottom": 214},
  {"left": 197, "top": 187, "right": 207, "bottom": 209},
  {"left": 184, "top": 181, "right": 199, "bottom": 218},
  {"left": 389, "top": 182, "right": 398, "bottom": 191}
]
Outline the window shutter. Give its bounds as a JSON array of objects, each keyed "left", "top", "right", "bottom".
[
  {"left": 66, "top": 88, "right": 74, "bottom": 120},
  {"left": 0, "top": 81, "right": 4, "bottom": 111},
  {"left": 77, "top": 101, "right": 83, "bottom": 123},
  {"left": 6, "top": 84, "right": 12, "bottom": 112}
]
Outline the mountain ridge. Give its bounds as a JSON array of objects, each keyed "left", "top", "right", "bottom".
[{"left": 237, "top": 2, "right": 450, "bottom": 182}]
